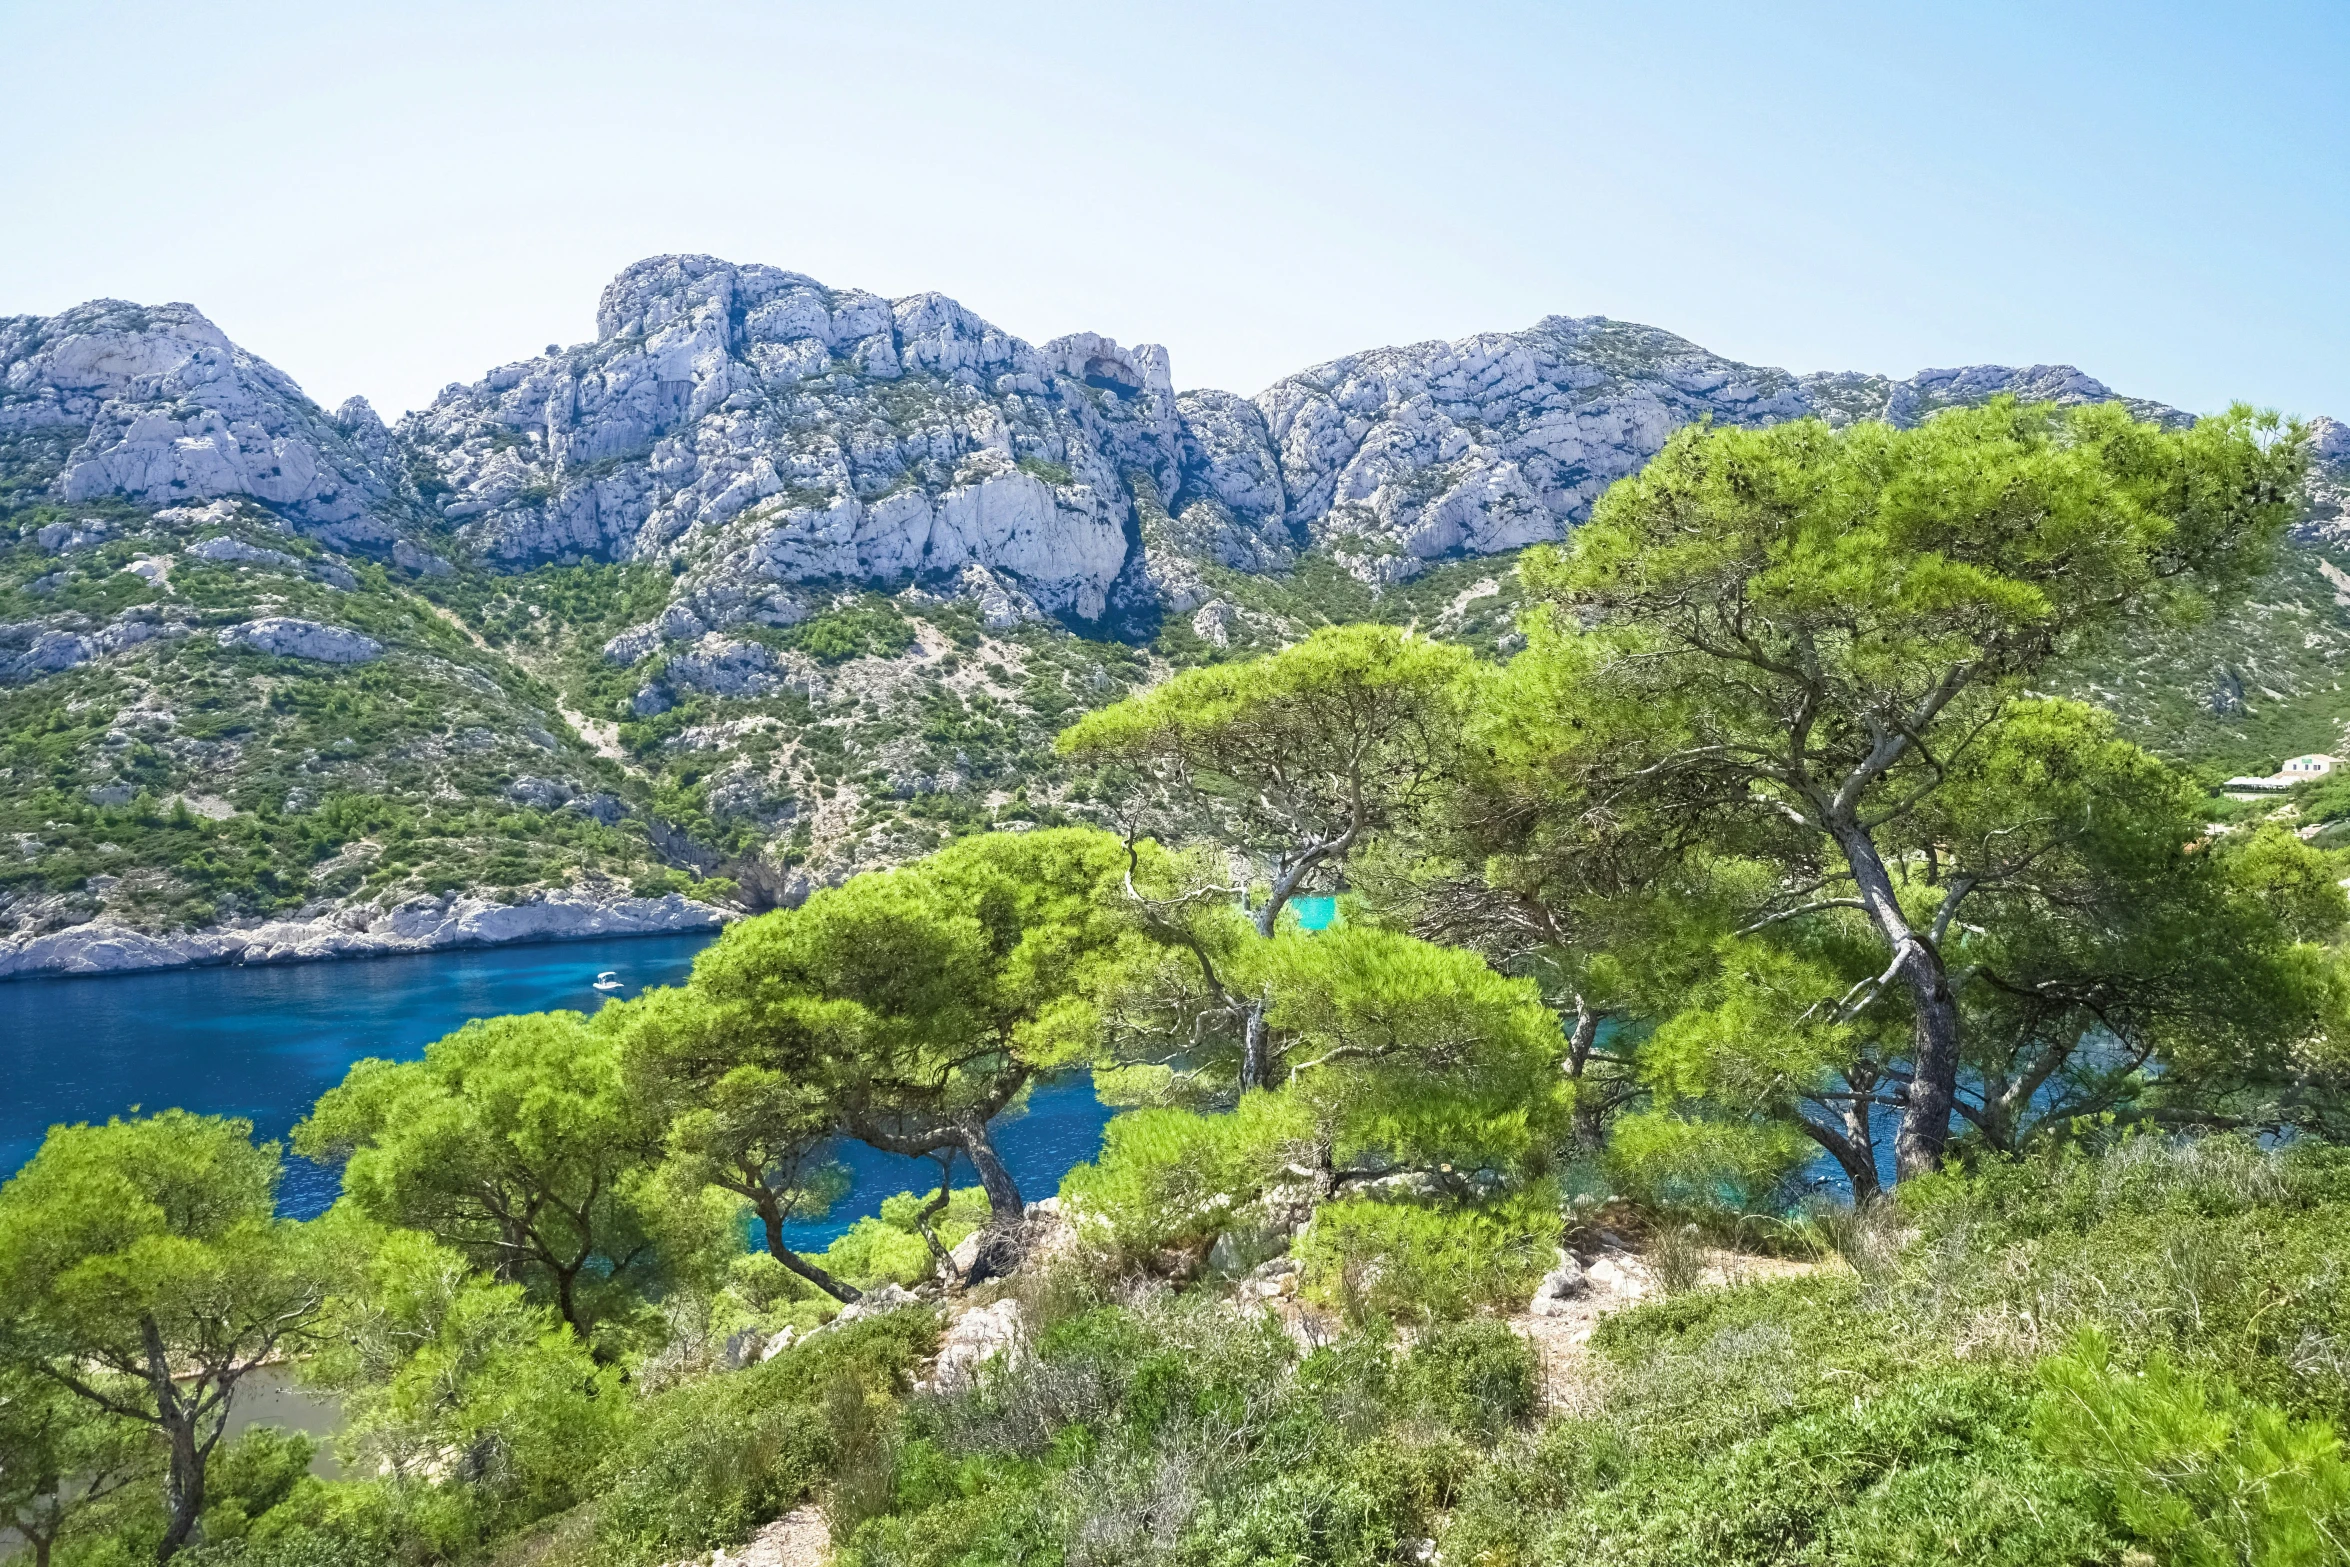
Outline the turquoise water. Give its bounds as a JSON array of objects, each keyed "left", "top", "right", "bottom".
[{"left": 0, "top": 937, "right": 1115, "bottom": 1239}]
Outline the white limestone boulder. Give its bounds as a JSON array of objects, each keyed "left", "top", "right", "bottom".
[
  {"left": 188, "top": 536, "right": 298, "bottom": 568},
  {"left": 215, "top": 617, "right": 383, "bottom": 663}
]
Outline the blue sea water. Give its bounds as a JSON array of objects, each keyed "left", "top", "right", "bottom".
[{"left": 0, "top": 936, "right": 1116, "bottom": 1239}]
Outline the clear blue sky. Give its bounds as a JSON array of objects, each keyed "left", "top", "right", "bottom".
[{"left": 5, "top": 1, "right": 2342, "bottom": 421}]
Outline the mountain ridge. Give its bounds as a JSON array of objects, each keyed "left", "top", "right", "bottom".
[{"left": 11, "top": 253, "right": 2263, "bottom": 634}]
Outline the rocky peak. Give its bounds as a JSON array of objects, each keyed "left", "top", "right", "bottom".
[
  {"left": 2297, "top": 414, "right": 2350, "bottom": 543},
  {"left": 394, "top": 254, "right": 1198, "bottom": 624},
  {"left": 0, "top": 298, "right": 395, "bottom": 546}
]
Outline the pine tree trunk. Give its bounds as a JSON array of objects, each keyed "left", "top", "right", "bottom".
[
  {"left": 1800, "top": 1115, "right": 1882, "bottom": 1204},
  {"left": 1828, "top": 819, "right": 1962, "bottom": 1181},
  {"left": 1240, "top": 1000, "right": 1269, "bottom": 1091},
  {"left": 1567, "top": 996, "right": 1605, "bottom": 1151},
  {"left": 1894, "top": 945, "right": 1963, "bottom": 1179},
  {"left": 157, "top": 1418, "right": 202, "bottom": 1562},
  {"left": 757, "top": 1202, "right": 861, "bottom": 1302},
  {"left": 553, "top": 1264, "right": 585, "bottom": 1341},
  {"left": 145, "top": 1315, "right": 204, "bottom": 1563},
  {"left": 956, "top": 1116, "right": 1025, "bottom": 1223}
]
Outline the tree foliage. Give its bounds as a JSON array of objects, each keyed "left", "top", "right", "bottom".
[
  {"left": 610, "top": 984, "right": 861, "bottom": 1301},
  {"left": 295, "top": 1012, "right": 669, "bottom": 1349},
  {"left": 1063, "top": 624, "right": 1473, "bottom": 1087},
  {"left": 0, "top": 1112, "right": 322, "bottom": 1560},
  {"left": 1487, "top": 400, "right": 2314, "bottom": 1178},
  {"left": 688, "top": 828, "right": 1133, "bottom": 1272}
]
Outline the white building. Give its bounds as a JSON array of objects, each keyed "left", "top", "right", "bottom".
[{"left": 2224, "top": 754, "right": 2338, "bottom": 793}]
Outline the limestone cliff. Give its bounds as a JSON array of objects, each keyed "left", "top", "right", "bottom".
[
  {"left": 0, "top": 301, "right": 399, "bottom": 547},
  {"left": 11, "top": 255, "right": 2305, "bottom": 641}
]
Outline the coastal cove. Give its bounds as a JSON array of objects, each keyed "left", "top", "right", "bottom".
[{"left": 0, "top": 931, "right": 1115, "bottom": 1237}]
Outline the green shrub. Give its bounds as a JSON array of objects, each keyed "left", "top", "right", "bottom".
[
  {"left": 595, "top": 1310, "right": 935, "bottom": 1563},
  {"left": 841, "top": 1297, "right": 1528, "bottom": 1567},
  {"left": 775, "top": 600, "right": 918, "bottom": 665},
  {"left": 1605, "top": 1109, "right": 1813, "bottom": 1214},
  {"left": 1393, "top": 1318, "right": 1541, "bottom": 1440},
  {"left": 196, "top": 1427, "right": 316, "bottom": 1544},
  {"left": 1298, "top": 1186, "right": 1559, "bottom": 1324},
  {"left": 1059, "top": 1091, "right": 1318, "bottom": 1253},
  {"left": 817, "top": 1187, "right": 990, "bottom": 1290},
  {"left": 1900, "top": 1131, "right": 2350, "bottom": 1248},
  {"left": 1446, "top": 1365, "right": 2116, "bottom": 1567},
  {"left": 2035, "top": 1327, "right": 2350, "bottom": 1565}
]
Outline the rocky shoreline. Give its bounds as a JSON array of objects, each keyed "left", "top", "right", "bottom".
[{"left": 0, "top": 887, "right": 731, "bottom": 981}]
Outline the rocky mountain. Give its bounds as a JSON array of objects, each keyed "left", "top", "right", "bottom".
[
  {"left": 0, "top": 300, "right": 398, "bottom": 545},
  {"left": 2299, "top": 416, "right": 2350, "bottom": 542},
  {"left": 4, "top": 254, "right": 2345, "bottom": 975},
  {"left": 391, "top": 256, "right": 2218, "bottom": 631}
]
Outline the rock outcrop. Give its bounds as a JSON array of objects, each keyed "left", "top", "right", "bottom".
[
  {"left": 392, "top": 257, "right": 2227, "bottom": 613},
  {"left": 396, "top": 256, "right": 1190, "bottom": 624},
  {"left": 1250, "top": 323, "right": 2193, "bottom": 581},
  {"left": 1, "top": 608, "right": 192, "bottom": 684},
  {"left": 922, "top": 1297, "right": 1023, "bottom": 1392},
  {"left": 215, "top": 617, "right": 384, "bottom": 662},
  {"left": 187, "top": 535, "right": 300, "bottom": 568},
  {"left": 0, "top": 300, "right": 398, "bottom": 546},
  {"left": 2296, "top": 415, "right": 2350, "bottom": 543},
  {"left": 0, "top": 887, "right": 727, "bottom": 980}
]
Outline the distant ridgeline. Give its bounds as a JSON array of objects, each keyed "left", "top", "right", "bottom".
[{"left": 4, "top": 258, "right": 2347, "bottom": 966}]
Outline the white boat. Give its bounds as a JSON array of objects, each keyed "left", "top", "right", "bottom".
[{"left": 591, "top": 971, "right": 625, "bottom": 992}]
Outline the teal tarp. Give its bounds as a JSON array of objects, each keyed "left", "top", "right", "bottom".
[{"left": 1291, "top": 895, "right": 1339, "bottom": 931}]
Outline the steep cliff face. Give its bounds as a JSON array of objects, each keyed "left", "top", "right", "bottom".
[
  {"left": 1251, "top": 323, "right": 2202, "bottom": 582},
  {"left": 0, "top": 300, "right": 400, "bottom": 546},
  {"left": 2297, "top": 416, "right": 2350, "bottom": 543},
  {"left": 396, "top": 256, "right": 1205, "bottom": 626}
]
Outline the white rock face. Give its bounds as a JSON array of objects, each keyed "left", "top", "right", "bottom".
[
  {"left": 1250, "top": 322, "right": 2189, "bottom": 581},
  {"left": 2296, "top": 415, "right": 2350, "bottom": 544},
  {"left": 15, "top": 255, "right": 2260, "bottom": 632},
  {"left": 1, "top": 610, "right": 191, "bottom": 684},
  {"left": 661, "top": 634, "right": 777, "bottom": 697},
  {"left": 602, "top": 622, "right": 663, "bottom": 666},
  {"left": 923, "top": 1298, "right": 1023, "bottom": 1391},
  {"left": 152, "top": 499, "right": 247, "bottom": 530},
  {"left": 0, "top": 300, "right": 395, "bottom": 544},
  {"left": 36, "top": 518, "right": 111, "bottom": 552},
  {"left": 0, "top": 888, "right": 728, "bottom": 979},
  {"left": 1528, "top": 1250, "right": 1587, "bottom": 1317},
  {"left": 401, "top": 259, "right": 2213, "bottom": 616},
  {"left": 957, "top": 563, "right": 1042, "bottom": 630},
  {"left": 1, "top": 626, "right": 97, "bottom": 680},
  {"left": 215, "top": 617, "right": 383, "bottom": 663},
  {"left": 392, "top": 538, "right": 453, "bottom": 576},
  {"left": 396, "top": 255, "right": 1201, "bottom": 623},
  {"left": 187, "top": 535, "right": 298, "bottom": 568},
  {"left": 821, "top": 1283, "right": 920, "bottom": 1328}
]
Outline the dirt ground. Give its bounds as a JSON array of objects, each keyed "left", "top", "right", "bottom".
[{"left": 673, "top": 1506, "right": 830, "bottom": 1567}]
